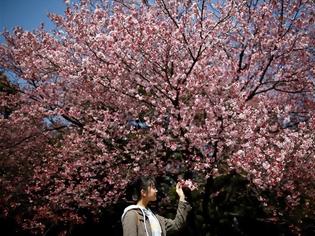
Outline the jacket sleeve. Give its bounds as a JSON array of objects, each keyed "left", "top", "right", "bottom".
[
  {"left": 122, "top": 210, "right": 138, "bottom": 236},
  {"left": 156, "top": 200, "right": 192, "bottom": 233}
]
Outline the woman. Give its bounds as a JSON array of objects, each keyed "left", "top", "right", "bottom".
[{"left": 121, "top": 176, "right": 192, "bottom": 236}]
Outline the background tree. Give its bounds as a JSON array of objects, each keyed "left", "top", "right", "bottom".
[{"left": 0, "top": 0, "right": 314, "bottom": 234}]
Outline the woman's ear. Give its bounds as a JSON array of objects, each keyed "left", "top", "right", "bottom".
[{"left": 140, "top": 189, "right": 147, "bottom": 197}]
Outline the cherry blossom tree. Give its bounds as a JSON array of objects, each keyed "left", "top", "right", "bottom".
[{"left": 0, "top": 0, "right": 314, "bottom": 234}]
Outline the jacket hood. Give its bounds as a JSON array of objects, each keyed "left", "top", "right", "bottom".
[
  {"left": 121, "top": 205, "right": 145, "bottom": 221},
  {"left": 121, "top": 205, "right": 150, "bottom": 236}
]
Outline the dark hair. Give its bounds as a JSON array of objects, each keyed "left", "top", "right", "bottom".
[{"left": 126, "top": 176, "right": 156, "bottom": 202}]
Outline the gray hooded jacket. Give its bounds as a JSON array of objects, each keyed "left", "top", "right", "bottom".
[{"left": 121, "top": 201, "right": 192, "bottom": 236}]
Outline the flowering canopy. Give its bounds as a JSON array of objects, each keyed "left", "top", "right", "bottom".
[{"left": 0, "top": 0, "right": 314, "bottom": 233}]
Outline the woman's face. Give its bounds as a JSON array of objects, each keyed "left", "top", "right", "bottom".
[{"left": 143, "top": 185, "right": 158, "bottom": 202}]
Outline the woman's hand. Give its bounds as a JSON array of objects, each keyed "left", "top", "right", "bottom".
[{"left": 176, "top": 182, "right": 186, "bottom": 202}]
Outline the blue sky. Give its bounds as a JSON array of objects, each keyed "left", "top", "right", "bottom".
[{"left": 0, "top": 0, "right": 68, "bottom": 42}]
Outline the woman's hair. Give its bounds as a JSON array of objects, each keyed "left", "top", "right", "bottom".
[{"left": 126, "top": 176, "right": 156, "bottom": 202}]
